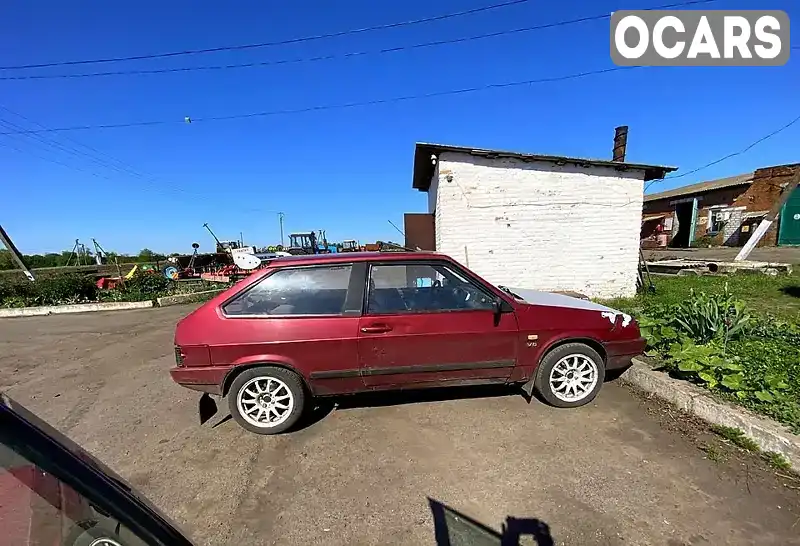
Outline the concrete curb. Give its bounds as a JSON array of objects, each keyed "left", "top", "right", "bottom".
[
  {"left": 622, "top": 359, "right": 800, "bottom": 471},
  {"left": 0, "top": 300, "right": 153, "bottom": 318},
  {"left": 156, "top": 289, "right": 225, "bottom": 307}
]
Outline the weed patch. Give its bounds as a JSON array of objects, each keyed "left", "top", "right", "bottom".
[
  {"left": 710, "top": 425, "right": 760, "bottom": 452},
  {"left": 600, "top": 272, "right": 800, "bottom": 434},
  {"left": 763, "top": 452, "right": 792, "bottom": 472}
]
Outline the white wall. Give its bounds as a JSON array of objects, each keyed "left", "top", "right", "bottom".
[
  {"left": 430, "top": 152, "right": 646, "bottom": 299},
  {"left": 427, "top": 162, "right": 439, "bottom": 214}
]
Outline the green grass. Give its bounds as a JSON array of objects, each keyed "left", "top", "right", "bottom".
[
  {"left": 699, "top": 443, "right": 728, "bottom": 464},
  {"left": 710, "top": 425, "right": 760, "bottom": 452},
  {"left": 707, "top": 426, "right": 794, "bottom": 473},
  {"left": 603, "top": 270, "right": 800, "bottom": 322},
  {"left": 763, "top": 451, "right": 792, "bottom": 472}
]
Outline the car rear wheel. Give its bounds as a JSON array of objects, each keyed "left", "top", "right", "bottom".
[
  {"left": 534, "top": 343, "right": 605, "bottom": 408},
  {"left": 227, "top": 366, "right": 306, "bottom": 435}
]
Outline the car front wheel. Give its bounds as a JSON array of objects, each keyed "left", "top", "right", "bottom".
[
  {"left": 227, "top": 366, "right": 306, "bottom": 435},
  {"left": 534, "top": 343, "right": 605, "bottom": 408}
]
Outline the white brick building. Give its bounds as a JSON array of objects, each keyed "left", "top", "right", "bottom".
[{"left": 407, "top": 143, "right": 675, "bottom": 299}]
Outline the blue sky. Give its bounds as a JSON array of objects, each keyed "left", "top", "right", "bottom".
[{"left": 1, "top": 0, "right": 797, "bottom": 255}]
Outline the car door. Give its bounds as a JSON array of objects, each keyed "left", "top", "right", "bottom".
[
  {"left": 216, "top": 263, "right": 366, "bottom": 395},
  {"left": 357, "top": 261, "right": 519, "bottom": 388}
]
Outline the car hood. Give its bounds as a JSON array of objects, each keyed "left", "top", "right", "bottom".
[{"left": 504, "top": 287, "right": 634, "bottom": 328}]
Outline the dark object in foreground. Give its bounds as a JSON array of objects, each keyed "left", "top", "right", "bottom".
[
  {"left": 199, "top": 392, "right": 218, "bottom": 425},
  {"left": 0, "top": 392, "right": 195, "bottom": 546},
  {"left": 428, "top": 497, "right": 554, "bottom": 546}
]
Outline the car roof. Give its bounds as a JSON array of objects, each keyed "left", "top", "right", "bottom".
[{"left": 268, "top": 251, "right": 446, "bottom": 267}]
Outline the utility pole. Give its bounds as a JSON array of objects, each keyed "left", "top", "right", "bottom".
[
  {"left": 735, "top": 171, "right": 800, "bottom": 261},
  {"left": 0, "top": 224, "right": 34, "bottom": 281},
  {"left": 278, "top": 212, "right": 285, "bottom": 247}
]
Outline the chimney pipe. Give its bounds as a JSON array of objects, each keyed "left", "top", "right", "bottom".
[{"left": 613, "top": 125, "right": 628, "bottom": 162}]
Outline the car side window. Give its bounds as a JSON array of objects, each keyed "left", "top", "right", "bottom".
[
  {"left": 367, "top": 263, "right": 495, "bottom": 314},
  {"left": 223, "top": 265, "right": 353, "bottom": 316}
]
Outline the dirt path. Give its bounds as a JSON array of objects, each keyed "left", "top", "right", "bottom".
[{"left": 2, "top": 307, "right": 799, "bottom": 545}]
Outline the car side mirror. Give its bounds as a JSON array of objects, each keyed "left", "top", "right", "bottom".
[{"left": 491, "top": 298, "right": 502, "bottom": 326}]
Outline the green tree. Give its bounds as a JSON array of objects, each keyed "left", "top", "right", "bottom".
[{"left": 0, "top": 250, "right": 15, "bottom": 270}]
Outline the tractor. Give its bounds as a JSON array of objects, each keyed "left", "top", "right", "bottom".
[
  {"left": 287, "top": 230, "right": 336, "bottom": 255},
  {"left": 340, "top": 239, "right": 361, "bottom": 253}
]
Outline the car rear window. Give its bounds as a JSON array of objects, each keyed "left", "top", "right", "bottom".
[{"left": 223, "top": 265, "right": 353, "bottom": 316}]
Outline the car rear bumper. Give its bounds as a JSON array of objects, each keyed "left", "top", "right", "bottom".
[
  {"left": 603, "top": 337, "right": 647, "bottom": 370},
  {"left": 169, "top": 367, "right": 227, "bottom": 396}
]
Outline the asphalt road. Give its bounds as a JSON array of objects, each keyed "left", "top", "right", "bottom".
[{"left": 2, "top": 307, "right": 800, "bottom": 546}]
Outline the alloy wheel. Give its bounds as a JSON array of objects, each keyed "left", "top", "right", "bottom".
[
  {"left": 236, "top": 376, "right": 295, "bottom": 428},
  {"left": 548, "top": 354, "right": 599, "bottom": 403}
]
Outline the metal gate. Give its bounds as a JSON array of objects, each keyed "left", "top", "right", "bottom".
[{"left": 778, "top": 187, "right": 800, "bottom": 246}]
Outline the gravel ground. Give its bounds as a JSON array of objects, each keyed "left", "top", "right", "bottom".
[{"left": 2, "top": 306, "right": 799, "bottom": 546}]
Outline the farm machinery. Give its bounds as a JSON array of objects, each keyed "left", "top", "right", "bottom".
[
  {"left": 286, "top": 230, "right": 337, "bottom": 255},
  {"left": 339, "top": 239, "right": 361, "bottom": 252},
  {"left": 162, "top": 224, "right": 290, "bottom": 282},
  {"left": 160, "top": 224, "right": 360, "bottom": 282}
]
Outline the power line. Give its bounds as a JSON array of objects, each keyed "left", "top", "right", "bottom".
[
  {"left": 0, "top": 0, "right": 532, "bottom": 71},
  {"left": 0, "top": 105, "right": 310, "bottom": 212},
  {"left": 644, "top": 112, "right": 800, "bottom": 193},
  {"left": 0, "top": 66, "right": 640, "bottom": 135},
  {"left": 0, "top": 114, "right": 145, "bottom": 179},
  {"left": 0, "top": 106, "right": 150, "bottom": 176},
  {"left": 0, "top": 138, "right": 110, "bottom": 180},
  {"left": 0, "top": 106, "right": 205, "bottom": 198},
  {"left": 0, "top": 0, "right": 717, "bottom": 81},
  {"left": 667, "top": 113, "right": 800, "bottom": 180}
]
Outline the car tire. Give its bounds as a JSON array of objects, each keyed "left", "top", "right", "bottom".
[
  {"left": 227, "top": 366, "right": 306, "bottom": 435},
  {"left": 533, "top": 343, "right": 605, "bottom": 408}
]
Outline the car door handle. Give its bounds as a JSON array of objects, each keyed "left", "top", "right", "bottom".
[{"left": 361, "top": 325, "right": 393, "bottom": 334}]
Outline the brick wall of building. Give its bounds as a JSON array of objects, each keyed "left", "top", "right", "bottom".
[
  {"left": 642, "top": 163, "right": 800, "bottom": 248},
  {"left": 731, "top": 164, "right": 800, "bottom": 247},
  {"left": 428, "top": 152, "right": 646, "bottom": 299},
  {"left": 643, "top": 186, "right": 747, "bottom": 215}
]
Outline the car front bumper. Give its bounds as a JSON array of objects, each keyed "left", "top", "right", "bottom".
[{"left": 603, "top": 337, "right": 647, "bottom": 370}]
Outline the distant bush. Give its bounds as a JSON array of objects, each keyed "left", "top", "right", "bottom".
[
  {"left": 0, "top": 270, "right": 214, "bottom": 308},
  {"left": 35, "top": 274, "right": 98, "bottom": 305},
  {"left": 123, "top": 271, "right": 171, "bottom": 295},
  {"left": 0, "top": 273, "right": 97, "bottom": 307}
]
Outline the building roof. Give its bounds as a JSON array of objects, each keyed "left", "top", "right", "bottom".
[
  {"left": 643, "top": 172, "right": 754, "bottom": 203},
  {"left": 412, "top": 142, "right": 677, "bottom": 191}
]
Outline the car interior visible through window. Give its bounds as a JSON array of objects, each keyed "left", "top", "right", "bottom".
[
  {"left": 367, "top": 263, "right": 495, "bottom": 314},
  {"left": 223, "top": 265, "right": 353, "bottom": 316}
]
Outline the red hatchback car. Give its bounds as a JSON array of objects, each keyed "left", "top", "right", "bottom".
[{"left": 171, "top": 252, "right": 645, "bottom": 434}]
